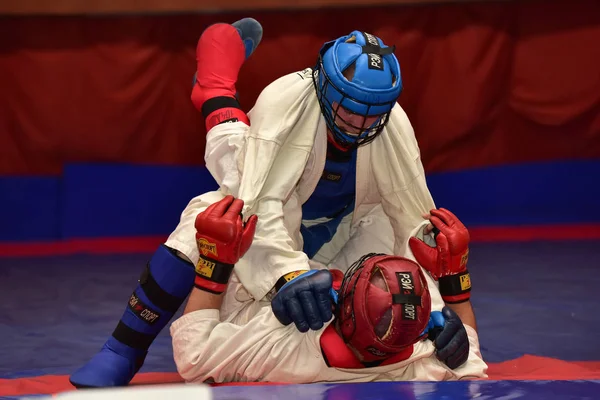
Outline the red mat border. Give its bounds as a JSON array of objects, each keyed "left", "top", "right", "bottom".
[
  {"left": 1, "top": 356, "right": 600, "bottom": 397},
  {"left": 0, "top": 224, "right": 599, "bottom": 257}
]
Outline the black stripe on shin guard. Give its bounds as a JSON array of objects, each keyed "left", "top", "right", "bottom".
[
  {"left": 112, "top": 321, "right": 157, "bottom": 350},
  {"left": 201, "top": 96, "right": 242, "bottom": 120},
  {"left": 138, "top": 263, "right": 185, "bottom": 313}
]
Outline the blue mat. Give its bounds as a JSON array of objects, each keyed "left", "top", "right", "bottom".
[
  {"left": 212, "top": 380, "right": 600, "bottom": 400},
  {"left": 9, "top": 380, "right": 600, "bottom": 400},
  {"left": 1, "top": 241, "right": 599, "bottom": 379}
]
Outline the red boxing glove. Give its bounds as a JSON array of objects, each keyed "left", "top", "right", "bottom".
[
  {"left": 194, "top": 195, "right": 257, "bottom": 294},
  {"left": 409, "top": 208, "right": 471, "bottom": 304}
]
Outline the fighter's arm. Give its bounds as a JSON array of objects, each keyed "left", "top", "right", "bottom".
[
  {"left": 446, "top": 301, "right": 477, "bottom": 332},
  {"left": 235, "top": 192, "right": 312, "bottom": 298},
  {"left": 168, "top": 74, "right": 314, "bottom": 299},
  {"left": 439, "top": 323, "right": 487, "bottom": 380},
  {"left": 180, "top": 194, "right": 251, "bottom": 316},
  {"left": 171, "top": 305, "right": 323, "bottom": 383},
  {"left": 181, "top": 194, "right": 257, "bottom": 314},
  {"left": 171, "top": 195, "right": 305, "bottom": 381},
  {"left": 410, "top": 208, "right": 473, "bottom": 306},
  {"left": 408, "top": 325, "right": 488, "bottom": 381},
  {"left": 172, "top": 194, "right": 324, "bottom": 384},
  {"left": 408, "top": 208, "right": 479, "bottom": 369},
  {"left": 216, "top": 74, "right": 343, "bottom": 332},
  {"left": 447, "top": 323, "right": 487, "bottom": 380},
  {"left": 217, "top": 72, "right": 318, "bottom": 301},
  {"left": 412, "top": 217, "right": 478, "bottom": 331},
  {"left": 183, "top": 288, "right": 224, "bottom": 316}
]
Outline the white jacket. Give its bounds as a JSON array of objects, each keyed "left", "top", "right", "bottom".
[
  {"left": 171, "top": 309, "right": 487, "bottom": 384},
  {"left": 165, "top": 68, "right": 435, "bottom": 301}
]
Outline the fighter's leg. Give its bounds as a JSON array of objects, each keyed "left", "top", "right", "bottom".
[
  {"left": 326, "top": 205, "right": 395, "bottom": 273},
  {"left": 69, "top": 20, "right": 262, "bottom": 387},
  {"left": 191, "top": 18, "right": 262, "bottom": 131},
  {"left": 70, "top": 186, "right": 230, "bottom": 387},
  {"left": 69, "top": 245, "right": 196, "bottom": 388}
]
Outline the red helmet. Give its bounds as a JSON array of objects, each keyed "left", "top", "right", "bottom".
[{"left": 338, "top": 253, "right": 431, "bottom": 363}]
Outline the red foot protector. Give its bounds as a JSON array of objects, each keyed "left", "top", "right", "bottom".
[{"left": 191, "top": 23, "right": 249, "bottom": 131}]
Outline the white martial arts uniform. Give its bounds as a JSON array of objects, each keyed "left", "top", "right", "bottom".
[
  {"left": 165, "top": 68, "right": 436, "bottom": 302},
  {"left": 170, "top": 208, "right": 488, "bottom": 383},
  {"left": 171, "top": 308, "right": 486, "bottom": 383}
]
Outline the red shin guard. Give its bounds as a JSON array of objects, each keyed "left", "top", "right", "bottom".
[{"left": 192, "top": 23, "right": 249, "bottom": 131}]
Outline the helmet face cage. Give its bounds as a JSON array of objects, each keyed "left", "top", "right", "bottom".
[
  {"left": 312, "top": 63, "right": 392, "bottom": 149},
  {"left": 338, "top": 253, "right": 432, "bottom": 362},
  {"left": 337, "top": 252, "right": 386, "bottom": 343},
  {"left": 312, "top": 44, "right": 396, "bottom": 149}
]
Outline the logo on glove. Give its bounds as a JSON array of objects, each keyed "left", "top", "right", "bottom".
[
  {"left": 197, "top": 237, "right": 218, "bottom": 258},
  {"left": 460, "top": 249, "right": 469, "bottom": 267},
  {"left": 460, "top": 274, "right": 471, "bottom": 291},
  {"left": 196, "top": 257, "right": 216, "bottom": 279},
  {"left": 282, "top": 270, "right": 309, "bottom": 283}
]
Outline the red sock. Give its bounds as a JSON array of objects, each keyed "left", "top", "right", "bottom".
[{"left": 191, "top": 23, "right": 249, "bottom": 131}]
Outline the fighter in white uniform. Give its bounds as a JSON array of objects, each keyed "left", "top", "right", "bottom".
[
  {"left": 170, "top": 196, "right": 487, "bottom": 383},
  {"left": 70, "top": 18, "right": 481, "bottom": 387}
]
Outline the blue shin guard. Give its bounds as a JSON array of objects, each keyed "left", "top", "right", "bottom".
[{"left": 69, "top": 245, "right": 196, "bottom": 388}]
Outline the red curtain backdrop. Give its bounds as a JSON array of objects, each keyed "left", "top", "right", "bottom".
[
  {"left": 0, "top": 0, "right": 506, "bottom": 15},
  {"left": 1, "top": 0, "right": 598, "bottom": 175}
]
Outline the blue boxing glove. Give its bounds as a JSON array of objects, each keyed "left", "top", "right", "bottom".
[
  {"left": 427, "top": 306, "right": 470, "bottom": 369},
  {"left": 272, "top": 269, "right": 335, "bottom": 332}
]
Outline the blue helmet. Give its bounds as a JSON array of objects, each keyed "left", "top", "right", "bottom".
[{"left": 312, "top": 31, "right": 402, "bottom": 147}]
